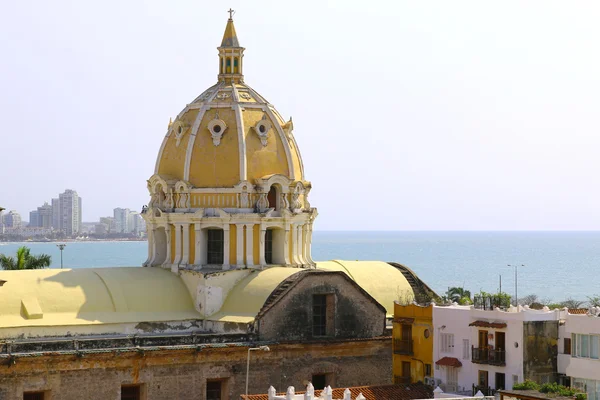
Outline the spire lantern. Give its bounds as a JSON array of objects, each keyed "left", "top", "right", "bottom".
[{"left": 218, "top": 10, "right": 244, "bottom": 83}]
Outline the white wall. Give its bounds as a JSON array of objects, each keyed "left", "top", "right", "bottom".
[{"left": 560, "top": 311, "right": 600, "bottom": 381}]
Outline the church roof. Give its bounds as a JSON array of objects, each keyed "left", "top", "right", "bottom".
[
  {"left": 0, "top": 267, "right": 200, "bottom": 330},
  {"left": 221, "top": 18, "right": 240, "bottom": 47}
]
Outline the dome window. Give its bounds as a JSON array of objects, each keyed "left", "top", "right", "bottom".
[
  {"left": 253, "top": 117, "right": 271, "bottom": 147},
  {"left": 208, "top": 117, "right": 227, "bottom": 146}
]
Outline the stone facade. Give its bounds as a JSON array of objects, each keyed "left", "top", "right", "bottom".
[{"left": 0, "top": 339, "right": 392, "bottom": 400}]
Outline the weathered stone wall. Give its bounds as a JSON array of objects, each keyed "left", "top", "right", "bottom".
[
  {"left": 256, "top": 273, "right": 386, "bottom": 342},
  {"left": 523, "top": 321, "right": 559, "bottom": 383},
  {"left": 0, "top": 339, "right": 391, "bottom": 400}
]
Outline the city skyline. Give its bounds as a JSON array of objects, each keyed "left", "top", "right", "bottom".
[{"left": 2, "top": 1, "right": 600, "bottom": 230}]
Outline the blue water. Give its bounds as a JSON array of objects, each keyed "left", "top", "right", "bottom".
[{"left": 1, "top": 231, "right": 598, "bottom": 302}]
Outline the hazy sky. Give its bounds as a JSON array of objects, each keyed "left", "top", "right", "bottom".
[{"left": 1, "top": 1, "right": 600, "bottom": 230}]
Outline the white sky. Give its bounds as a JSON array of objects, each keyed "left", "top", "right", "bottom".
[{"left": 1, "top": 1, "right": 600, "bottom": 230}]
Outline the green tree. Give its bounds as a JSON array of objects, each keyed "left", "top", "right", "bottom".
[
  {"left": 587, "top": 295, "right": 600, "bottom": 307},
  {"left": 0, "top": 246, "right": 52, "bottom": 270},
  {"left": 447, "top": 287, "right": 472, "bottom": 303}
]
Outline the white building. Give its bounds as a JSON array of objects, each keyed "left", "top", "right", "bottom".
[
  {"left": 114, "top": 207, "right": 131, "bottom": 233},
  {"left": 433, "top": 304, "right": 560, "bottom": 395},
  {"left": 558, "top": 308, "right": 600, "bottom": 400},
  {"left": 2, "top": 210, "right": 22, "bottom": 228},
  {"left": 58, "top": 189, "right": 82, "bottom": 236}
]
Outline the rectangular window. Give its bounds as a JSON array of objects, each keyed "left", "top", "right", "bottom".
[
  {"left": 265, "top": 229, "right": 273, "bottom": 264},
  {"left": 582, "top": 335, "right": 590, "bottom": 358},
  {"left": 463, "top": 339, "right": 470, "bottom": 360},
  {"left": 425, "top": 364, "right": 432, "bottom": 377},
  {"left": 23, "top": 393, "right": 45, "bottom": 400},
  {"left": 207, "top": 229, "right": 224, "bottom": 265},
  {"left": 564, "top": 338, "right": 572, "bottom": 355},
  {"left": 206, "top": 381, "right": 222, "bottom": 400},
  {"left": 441, "top": 333, "right": 454, "bottom": 353},
  {"left": 121, "top": 385, "right": 141, "bottom": 400},
  {"left": 591, "top": 336, "right": 599, "bottom": 359},
  {"left": 513, "top": 375, "right": 519, "bottom": 386},
  {"left": 313, "top": 294, "right": 335, "bottom": 336},
  {"left": 478, "top": 370, "right": 489, "bottom": 388},
  {"left": 496, "top": 373, "right": 506, "bottom": 390}
]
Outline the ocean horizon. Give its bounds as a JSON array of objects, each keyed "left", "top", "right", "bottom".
[{"left": 1, "top": 230, "right": 598, "bottom": 303}]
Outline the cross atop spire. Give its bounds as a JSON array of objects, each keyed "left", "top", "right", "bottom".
[{"left": 227, "top": 8, "right": 235, "bottom": 20}]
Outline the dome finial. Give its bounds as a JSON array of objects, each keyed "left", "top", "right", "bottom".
[
  {"left": 218, "top": 10, "right": 244, "bottom": 82},
  {"left": 227, "top": 8, "right": 235, "bottom": 20}
]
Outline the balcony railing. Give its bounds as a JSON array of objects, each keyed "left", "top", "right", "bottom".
[
  {"left": 472, "top": 346, "right": 506, "bottom": 366},
  {"left": 394, "top": 376, "right": 411, "bottom": 385},
  {"left": 393, "top": 338, "right": 413, "bottom": 355}
]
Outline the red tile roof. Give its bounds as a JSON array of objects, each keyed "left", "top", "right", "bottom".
[
  {"left": 469, "top": 320, "right": 507, "bottom": 328},
  {"left": 240, "top": 383, "right": 433, "bottom": 400},
  {"left": 435, "top": 356, "right": 462, "bottom": 367}
]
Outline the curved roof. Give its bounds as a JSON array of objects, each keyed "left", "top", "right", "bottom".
[
  {"left": 207, "top": 267, "right": 305, "bottom": 323},
  {"left": 209, "top": 261, "right": 414, "bottom": 322},
  {"left": 0, "top": 267, "right": 200, "bottom": 328},
  {"left": 316, "top": 261, "right": 413, "bottom": 318}
]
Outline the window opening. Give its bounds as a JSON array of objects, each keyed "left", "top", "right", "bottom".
[
  {"left": 23, "top": 393, "right": 45, "bottom": 400},
  {"left": 207, "top": 229, "right": 224, "bottom": 265},
  {"left": 313, "top": 294, "right": 327, "bottom": 336},
  {"left": 206, "top": 381, "right": 222, "bottom": 400},
  {"left": 265, "top": 229, "right": 273, "bottom": 264},
  {"left": 496, "top": 373, "right": 506, "bottom": 390},
  {"left": 267, "top": 186, "right": 277, "bottom": 209},
  {"left": 312, "top": 374, "right": 327, "bottom": 390},
  {"left": 121, "top": 385, "right": 141, "bottom": 400}
]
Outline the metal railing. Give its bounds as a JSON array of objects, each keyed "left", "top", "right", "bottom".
[
  {"left": 472, "top": 346, "right": 506, "bottom": 365},
  {"left": 393, "top": 338, "right": 413, "bottom": 355}
]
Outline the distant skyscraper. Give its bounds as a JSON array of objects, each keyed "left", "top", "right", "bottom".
[
  {"left": 51, "top": 198, "right": 60, "bottom": 230},
  {"left": 29, "top": 202, "right": 53, "bottom": 228},
  {"left": 113, "top": 208, "right": 131, "bottom": 233},
  {"left": 57, "top": 189, "right": 82, "bottom": 236},
  {"left": 3, "top": 211, "right": 22, "bottom": 228}
]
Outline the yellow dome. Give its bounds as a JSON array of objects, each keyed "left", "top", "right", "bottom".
[{"left": 154, "top": 18, "right": 304, "bottom": 188}]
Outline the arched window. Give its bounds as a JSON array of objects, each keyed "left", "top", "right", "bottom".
[
  {"left": 207, "top": 229, "right": 224, "bottom": 265},
  {"left": 267, "top": 186, "right": 278, "bottom": 210},
  {"left": 234, "top": 57, "right": 239, "bottom": 73},
  {"left": 226, "top": 59, "right": 231, "bottom": 74}
]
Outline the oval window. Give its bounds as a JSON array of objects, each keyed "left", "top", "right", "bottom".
[
  {"left": 259, "top": 124, "right": 266, "bottom": 133},
  {"left": 178, "top": 126, "right": 183, "bottom": 134},
  {"left": 213, "top": 125, "right": 222, "bottom": 133},
  {"left": 424, "top": 329, "right": 430, "bottom": 339}
]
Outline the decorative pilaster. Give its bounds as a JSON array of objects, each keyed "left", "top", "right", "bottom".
[
  {"left": 245, "top": 223, "right": 254, "bottom": 267},
  {"left": 173, "top": 224, "right": 183, "bottom": 266},
  {"left": 223, "top": 224, "right": 230, "bottom": 270},
  {"left": 163, "top": 224, "right": 172, "bottom": 267},
  {"left": 146, "top": 225, "right": 155, "bottom": 266},
  {"left": 284, "top": 227, "right": 291, "bottom": 265},
  {"left": 194, "top": 223, "right": 202, "bottom": 265},
  {"left": 259, "top": 227, "right": 267, "bottom": 267},
  {"left": 181, "top": 223, "right": 190, "bottom": 266},
  {"left": 236, "top": 223, "right": 244, "bottom": 266}
]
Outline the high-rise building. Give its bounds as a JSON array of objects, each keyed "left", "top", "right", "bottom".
[
  {"left": 29, "top": 210, "right": 40, "bottom": 227},
  {"left": 51, "top": 198, "right": 60, "bottom": 230},
  {"left": 57, "top": 189, "right": 82, "bottom": 236},
  {"left": 3, "top": 211, "right": 22, "bottom": 228},
  {"left": 129, "top": 212, "right": 146, "bottom": 235},
  {"left": 29, "top": 202, "right": 53, "bottom": 228},
  {"left": 113, "top": 208, "right": 130, "bottom": 233}
]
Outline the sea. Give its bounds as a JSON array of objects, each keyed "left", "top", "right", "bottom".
[{"left": 1, "top": 231, "right": 598, "bottom": 303}]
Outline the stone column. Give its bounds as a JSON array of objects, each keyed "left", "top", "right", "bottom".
[
  {"left": 305, "top": 223, "right": 315, "bottom": 266},
  {"left": 194, "top": 224, "right": 202, "bottom": 265},
  {"left": 245, "top": 223, "right": 254, "bottom": 267},
  {"left": 284, "top": 226, "right": 291, "bottom": 265},
  {"left": 163, "top": 224, "right": 172, "bottom": 267},
  {"left": 146, "top": 225, "right": 155, "bottom": 266},
  {"left": 301, "top": 224, "right": 309, "bottom": 266},
  {"left": 222, "top": 224, "right": 230, "bottom": 270},
  {"left": 173, "top": 224, "right": 182, "bottom": 266},
  {"left": 236, "top": 223, "right": 244, "bottom": 266},
  {"left": 259, "top": 226, "right": 267, "bottom": 267},
  {"left": 296, "top": 224, "right": 306, "bottom": 266},
  {"left": 181, "top": 223, "right": 190, "bottom": 267}
]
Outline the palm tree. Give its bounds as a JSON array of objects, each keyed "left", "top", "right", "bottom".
[
  {"left": 447, "top": 286, "right": 472, "bottom": 304},
  {"left": 0, "top": 246, "right": 52, "bottom": 270}
]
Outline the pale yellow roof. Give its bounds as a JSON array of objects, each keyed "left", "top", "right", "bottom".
[
  {"left": 209, "top": 261, "right": 412, "bottom": 323},
  {"left": 0, "top": 267, "right": 200, "bottom": 328},
  {"left": 316, "top": 260, "right": 413, "bottom": 318},
  {"left": 208, "top": 267, "right": 305, "bottom": 323},
  {"left": 221, "top": 18, "right": 240, "bottom": 47}
]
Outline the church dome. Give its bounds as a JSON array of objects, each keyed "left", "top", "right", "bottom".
[{"left": 154, "top": 17, "right": 304, "bottom": 188}]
